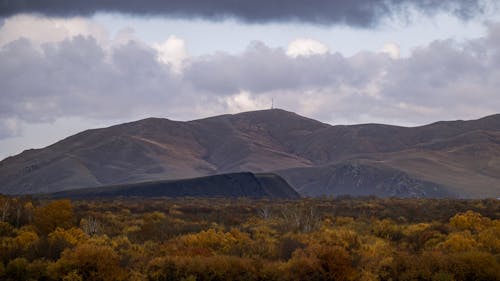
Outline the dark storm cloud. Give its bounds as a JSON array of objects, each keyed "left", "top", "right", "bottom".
[{"left": 0, "top": 0, "right": 493, "bottom": 27}]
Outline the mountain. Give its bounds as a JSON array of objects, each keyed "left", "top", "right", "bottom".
[
  {"left": 43, "top": 172, "right": 300, "bottom": 199},
  {"left": 1, "top": 109, "right": 500, "bottom": 198},
  {"left": 276, "top": 162, "right": 454, "bottom": 198}
]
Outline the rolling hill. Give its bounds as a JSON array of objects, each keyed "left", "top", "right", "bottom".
[
  {"left": 42, "top": 172, "right": 300, "bottom": 199},
  {"left": 1, "top": 109, "right": 499, "bottom": 198}
]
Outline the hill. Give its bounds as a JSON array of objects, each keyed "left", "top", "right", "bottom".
[
  {"left": 1, "top": 109, "right": 500, "bottom": 198},
  {"left": 42, "top": 172, "right": 300, "bottom": 199}
]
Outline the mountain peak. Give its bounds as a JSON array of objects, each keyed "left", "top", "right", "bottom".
[
  {"left": 192, "top": 108, "right": 314, "bottom": 122},
  {"left": 1, "top": 111, "right": 500, "bottom": 198}
]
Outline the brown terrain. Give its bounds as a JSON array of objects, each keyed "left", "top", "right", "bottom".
[{"left": 1, "top": 109, "right": 499, "bottom": 198}]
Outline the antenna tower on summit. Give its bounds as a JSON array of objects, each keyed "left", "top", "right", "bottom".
[{"left": 271, "top": 98, "right": 274, "bottom": 109}]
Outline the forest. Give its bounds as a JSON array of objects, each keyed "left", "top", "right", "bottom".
[{"left": 0, "top": 195, "right": 499, "bottom": 281}]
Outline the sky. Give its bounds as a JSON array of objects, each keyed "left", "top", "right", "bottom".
[{"left": 1, "top": 0, "right": 500, "bottom": 160}]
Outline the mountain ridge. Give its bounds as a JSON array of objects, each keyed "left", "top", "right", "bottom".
[
  {"left": 1, "top": 109, "right": 500, "bottom": 198},
  {"left": 42, "top": 172, "right": 300, "bottom": 200}
]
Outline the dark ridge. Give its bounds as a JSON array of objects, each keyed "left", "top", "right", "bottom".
[{"left": 41, "top": 172, "right": 300, "bottom": 200}]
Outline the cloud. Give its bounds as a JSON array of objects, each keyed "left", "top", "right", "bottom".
[
  {"left": 0, "top": 0, "right": 496, "bottom": 27},
  {"left": 223, "top": 91, "right": 271, "bottom": 113},
  {"left": 380, "top": 43, "right": 400, "bottom": 59},
  {"left": 0, "top": 14, "right": 108, "bottom": 47},
  {"left": 0, "top": 36, "right": 184, "bottom": 123},
  {"left": 0, "top": 118, "right": 21, "bottom": 139},
  {"left": 1, "top": 18, "right": 500, "bottom": 143},
  {"left": 153, "top": 35, "right": 189, "bottom": 74},
  {"left": 286, "top": 38, "right": 329, "bottom": 58}
]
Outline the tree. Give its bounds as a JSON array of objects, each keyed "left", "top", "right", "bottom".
[
  {"left": 5, "top": 258, "right": 29, "bottom": 281},
  {"left": 449, "top": 211, "right": 491, "bottom": 233},
  {"left": 450, "top": 251, "right": 500, "bottom": 281},
  {"left": 285, "top": 244, "right": 358, "bottom": 281},
  {"left": 34, "top": 200, "right": 75, "bottom": 235},
  {"left": 80, "top": 216, "right": 100, "bottom": 236},
  {"left": 47, "top": 227, "right": 89, "bottom": 259},
  {"left": 438, "top": 231, "right": 479, "bottom": 253},
  {"left": 477, "top": 224, "right": 500, "bottom": 254},
  {"left": 1, "top": 197, "right": 10, "bottom": 222},
  {"left": 49, "top": 242, "right": 125, "bottom": 281}
]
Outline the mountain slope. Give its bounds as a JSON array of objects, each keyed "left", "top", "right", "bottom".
[
  {"left": 1, "top": 109, "right": 500, "bottom": 198},
  {"left": 276, "top": 162, "right": 454, "bottom": 198},
  {"left": 43, "top": 172, "right": 300, "bottom": 199}
]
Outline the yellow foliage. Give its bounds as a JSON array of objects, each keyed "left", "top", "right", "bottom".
[
  {"left": 48, "top": 227, "right": 88, "bottom": 247},
  {"left": 49, "top": 242, "right": 125, "bottom": 281},
  {"left": 123, "top": 225, "right": 141, "bottom": 234},
  {"left": 147, "top": 255, "right": 262, "bottom": 281},
  {"left": 62, "top": 270, "right": 83, "bottom": 281},
  {"left": 449, "top": 251, "right": 500, "bottom": 281},
  {"left": 143, "top": 211, "right": 166, "bottom": 221},
  {"left": 311, "top": 226, "right": 360, "bottom": 249},
  {"left": 34, "top": 200, "right": 74, "bottom": 235},
  {"left": 111, "top": 235, "right": 132, "bottom": 249},
  {"left": 86, "top": 234, "right": 112, "bottom": 246},
  {"left": 333, "top": 216, "right": 355, "bottom": 226},
  {"left": 402, "top": 223, "right": 431, "bottom": 237},
  {"left": 248, "top": 225, "right": 279, "bottom": 257},
  {"left": 180, "top": 228, "right": 229, "bottom": 249},
  {"left": 13, "top": 227, "right": 39, "bottom": 250},
  {"left": 477, "top": 224, "right": 500, "bottom": 253},
  {"left": 14, "top": 228, "right": 38, "bottom": 244},
  {"left": 438, "top": 231, "right": 479, "bottom": 252},
  {"left": 24, "top": 202, "right": 34, "bottom": 209},
  {"left": 1, "top": 197, "right": 500, "bottom": 281},
  {"left": 359, "top": 237, "right": 393, "bottom": 261},
  {"left": 178, "top": 228, "right": 253, "bottom": 256},
  {"left": 372, "top": 219, "right": 403, "bottom": 241},
  {"left": 449, "top": 210, "right": 491, "bottom": 232},
  {"left": 357, "top": 237, "right": 394, "bottom": 280},
  {"left": 249, "top": 224, "right": 277, "bottom": 241},
  {"left": 422, "top": 231, "right": 447, "bottom": 249}
]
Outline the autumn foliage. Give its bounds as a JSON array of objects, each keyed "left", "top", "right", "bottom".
[{"left": 0, "top": 195, "right": 499, "bottom": 280}]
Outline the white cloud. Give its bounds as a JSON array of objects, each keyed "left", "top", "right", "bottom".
[
  {"left": 381, "top": 42, "right": 400, "bottom": 59},
  {"left": 223, "top": 91, "right": 271, "bottom": 113},
  {"left": 112, "top": 27, "right": 137, "bottom": 46},
  {"left": 0, "top": 14, "right": 108, "bottom": 47},
  {"left": 286, "top": 38, "right": 329, "bottom": 58},
  {"left": 153, "top": 35, "right": 189, "bottom": 74}
]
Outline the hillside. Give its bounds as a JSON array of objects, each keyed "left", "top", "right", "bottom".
[
  {"left": 1, "top": 109, "right": 500, "bottom": 198},
  {"left": 277, "top": 162, "right": 454, "bottom": 198},
  {"left": 43, "top": 172, "right": 300, "bottom": 199}
]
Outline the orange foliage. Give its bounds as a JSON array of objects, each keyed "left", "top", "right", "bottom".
[
  {"left": 0, "top": 196, "right": 498, "bottom": 280},
  {"left": 49, "top": 242, "right": 125, "bottom": 281}
]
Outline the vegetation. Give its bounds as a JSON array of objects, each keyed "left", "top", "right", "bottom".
[{"left": 0, "top": 195, "right": 499, "bottom": 281}]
